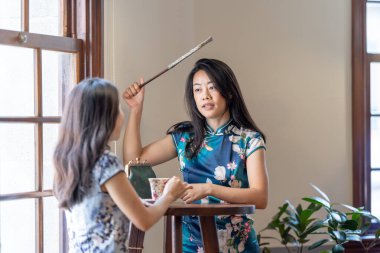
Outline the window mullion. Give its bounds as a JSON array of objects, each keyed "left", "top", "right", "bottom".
[
  {"left": 34, "top": 47, "right": 44, "bottom": 253},
  {"left": 22, "top": 0, "right": 29, "bottom": 32}
]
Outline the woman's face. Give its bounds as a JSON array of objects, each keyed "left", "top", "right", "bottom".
[
  {"left": 110, "top": 106, "right": 125, "bottom": 141},
  {"left": 192, "top": 70, "right": 228, "bottom": 120}
]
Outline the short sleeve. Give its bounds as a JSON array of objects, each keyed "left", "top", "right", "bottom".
[
  {"left": 246, "top": 133, "right": 266, "bottom": 157},
  {"left": 171, "top": 131, "right": 182, "bottom": 150},
  {"left": 97, "top": 151, "right": 124, "bottom": 185},
  {"left": 171, "top": 131, "right": 192, "bottom": 153}
]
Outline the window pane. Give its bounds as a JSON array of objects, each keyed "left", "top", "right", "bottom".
[
  {"left": 371, "top": 62, "right": 380, "bottom": 115},
  {"left": 371, "top": 170, "right": 380, "bottom": 219},
  {"left": 0, "top": 124, "right": 35, "bottom": 194},
  {"left": 367, "top": 3, "right": 380, "bottom": 53},
  {"left": 0, "top": 199, "right": 36, "bottom": 253},
  {"left": 372, "top": 117, "right": 380, "bottom": 168},
  {"left": 0, "top": 45, "right": 35, "bottom": 117},
  {"left": 29, "top": 0, "right": 61, "bottom": 36},
  {"left": 42, "top": 50, "right": 77, "bottom": 116},
  {"left": 43, "top": 123, "right": 59, "bottom": 189},
  {"left": 43, "top": 196, "right": 60, "bottom": 252},
  {"left": 0, "top": 0, "right": 21, "bottom": 31}
]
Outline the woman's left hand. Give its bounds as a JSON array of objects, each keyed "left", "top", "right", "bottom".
[{"left": 181, "top": 183, "right": 211, "bottom": 204}]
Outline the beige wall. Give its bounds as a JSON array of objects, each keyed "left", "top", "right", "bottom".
[{"left": 104, "top": 0, "right": 352, "bottom": 250}]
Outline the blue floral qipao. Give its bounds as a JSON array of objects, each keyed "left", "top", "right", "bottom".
[
  {"left": 171, "top": 119, "right": 265, "bottom": 253},
  {"left": 65, "top": 150, "right": 130, "bottom": 253}
]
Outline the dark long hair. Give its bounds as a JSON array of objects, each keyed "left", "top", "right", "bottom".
[
  {"left": 53, "top": 78, "right": 120, "bottom": 209},
  {"left": 168, "top": 58, "right": 266, "bottom": 158}
]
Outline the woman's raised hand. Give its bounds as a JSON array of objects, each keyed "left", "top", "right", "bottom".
[{"left": 123, "top": 77, "right": 145, "bottom": 109}]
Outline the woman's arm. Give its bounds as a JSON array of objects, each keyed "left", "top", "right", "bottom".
[
  {"left": 104, "top": 172, "right": 190, "bottom": 231},
  {"left": 122, "top": 79, "right": 177, "bottom": 166},
  {"left": 181, "top": 149, "right": 268, "bottom": 208}
]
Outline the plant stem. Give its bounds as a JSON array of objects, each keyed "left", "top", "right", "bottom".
[{"left": 284, "top": 244, "right": 292, "bottom": 253}]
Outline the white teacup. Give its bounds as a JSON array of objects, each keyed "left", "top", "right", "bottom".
[{"left": 148, "top": 178, "right": 169, "bottom": 200}]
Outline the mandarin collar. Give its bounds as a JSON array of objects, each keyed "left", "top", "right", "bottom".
[{"left": 205, "top": 119, "right": 233, "bottom": 135}]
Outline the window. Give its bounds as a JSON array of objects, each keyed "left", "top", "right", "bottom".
[
  {"left": 352, "top": 0, "right": 380, "bottom": 223},
  {"left": 0, "top": 1, "right": 103, "bottom": 252}
]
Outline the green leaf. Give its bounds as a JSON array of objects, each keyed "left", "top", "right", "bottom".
[
  {"left": 308, "top": 239, "right": 330, "bottom": 250},
  {"left": 310, "top": 183, "right": 330, "bottom": 202},
  {"left": 286, "top": 200, "right": 297, "bottom": 214},
  {"left": 340, "top": 220, "right": 358, "bottom": 230},
  {"left": 376, "top": 228, "right": 380, "bottom": 239},
  {"left": 340, "top": 203, "right": 359, "bottom": 212},
  {"left": 301, "top": 220, "right": 325, "bottom": 236},
  {"left": 271, "top": 203, "right": 289, "bottom": 221},
  {"left": 330, "top": 212, "right": 342, "bottom": 223},
  {"left": 299, "top": 209, "right": 314, "bottom": 224},
  {"left": 346, "top": 234, "right": 361, "bottom": 241},
  {"left": 307, "top": 202, "right": 322, "bottom": 212},
  {"left": 350, "top": 213, "right": 361, "bottom": 222},
  {"left": 332, "top": 231, "right": 346, "bottom": 243},
  {"left": 283, "top": 233, "right": 297, "bottom": 244},
  {"left": 332, "top": 244, "right": 345, "bottom": 253},
  {"left": 262, "top": 247, "right": 271, "bottom": 253},
  {"left": 296, "top": 204, "right": 303, "bottom": 215},
  {"left": 303, "top": 197, "right": 330, "bottom": 208}
]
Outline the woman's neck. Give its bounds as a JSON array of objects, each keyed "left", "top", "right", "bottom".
[{"left": 206, "top": 110, "right": 230, "bottom": 132}]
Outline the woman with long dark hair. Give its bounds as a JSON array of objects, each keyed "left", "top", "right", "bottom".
[
  {"left": 53, "top": 78, "right": 190, "bottom": 253},
  {"left": 123, "top": 58, "right": 268, "bottom": 253}
]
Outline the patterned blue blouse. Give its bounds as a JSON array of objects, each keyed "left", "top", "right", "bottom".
[
  {"left": 65, "top": 150, "right": 130, "bottom": 253},
  {"left": 171, "top": 119, "right": 265, "bottom": 253}
]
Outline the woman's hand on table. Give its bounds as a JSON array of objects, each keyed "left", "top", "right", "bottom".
[{"left": 181, "top": 183, "right": 212, "bottom": 204}]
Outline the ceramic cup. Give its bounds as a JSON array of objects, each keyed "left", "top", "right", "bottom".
[{"left": 148, "top": 178, "right": 169, "bottom": 200}]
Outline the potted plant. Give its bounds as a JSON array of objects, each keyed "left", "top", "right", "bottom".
[{"left": 258, "top": 185, "right": 380, "bottom": 253}]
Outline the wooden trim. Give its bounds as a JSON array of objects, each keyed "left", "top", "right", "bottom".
[
  {"left": 76, "top": 0, "right": 104, "bottom": 78},
  {"left": 22, "top": 0, "right": 29, "bottom": 32},
  {"left": 36, "top": 197, "right": 43, "bottom": 253},
  {"left": 0, "top": 190, "right": 53, "bottom": 201},
  {"left": 34, "top": 49, "right": 43, "bottom": 192},
  {"left": 0, "top": 117, "right": 61, "bottom": 123},
  {"left": 35, "top": 49, "right": 42, "bottom": 118},
  {"left": 65, "top": 0, "right": 77, "bottom": 38},
  {"left": 0, "top": 29, "right": 81, "bottom": 53},
  {"left": 35, "top": 48, "right": 43, "bottom": 253},
  {"left": 352, "top": 0, "right": 370, "bottom": 208},
  {"left": 368, "top": 54, "right": 380, "bottom": 61}
]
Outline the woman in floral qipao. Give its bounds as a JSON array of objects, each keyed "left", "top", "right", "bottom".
[{"left": 123, "top": 58, "right": 269, "bottom": 253}]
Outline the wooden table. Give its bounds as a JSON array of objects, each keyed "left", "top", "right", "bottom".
[{"left": 127, "top": 202, "right": 255, "bottom": 253}]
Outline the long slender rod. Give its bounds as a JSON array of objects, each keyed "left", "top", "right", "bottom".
[{"left": 139, "top": 36, "right": 213, "bottom": 88}]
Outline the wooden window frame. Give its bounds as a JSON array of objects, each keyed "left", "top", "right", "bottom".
[
  {"left": 0, "top": 1, "right": 104, "bottom": 252},
  {"left": 352, "top": 0, "right": 380, "bottom": 229}
]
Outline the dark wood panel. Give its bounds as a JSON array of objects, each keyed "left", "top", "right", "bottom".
[{"left": 345, "top": 238, "right": 380, "bottom": 252}]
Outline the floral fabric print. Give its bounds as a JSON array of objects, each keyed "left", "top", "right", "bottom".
[
  {"left": 65, "top": 150, "right": 130, "bottom": 253},
  {"left": 171, "top": 119, "right": 265, "bottom": 253}
]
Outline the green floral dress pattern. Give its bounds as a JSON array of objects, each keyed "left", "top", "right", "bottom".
[{"left": 171, "top": 119, "right": 266, "bottom": 253}]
